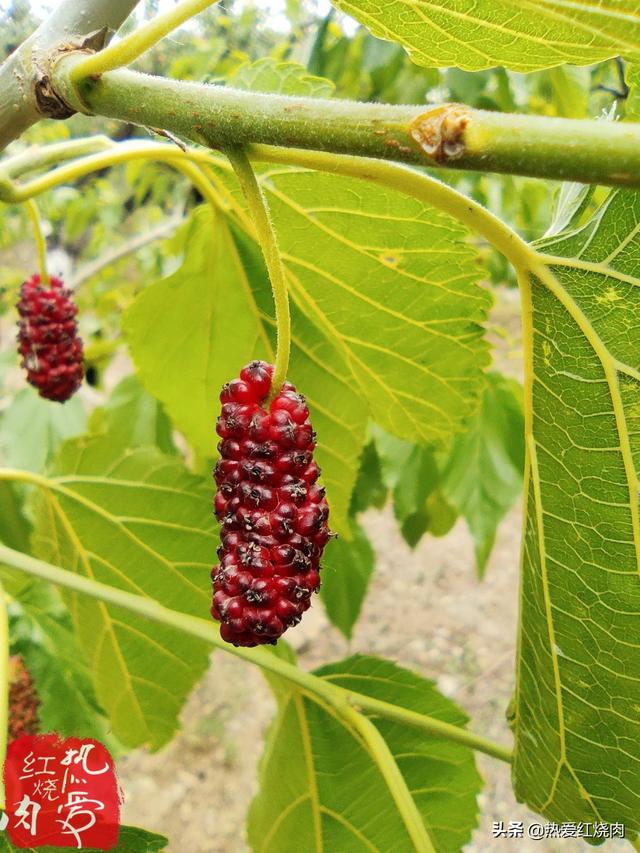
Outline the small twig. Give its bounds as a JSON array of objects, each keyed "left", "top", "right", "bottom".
[
  {"left": 69, "top": 0, "right": 220, "bottom": 83},
  {"left": 69, "top": 214, "right": 183, "bottom": 289}
]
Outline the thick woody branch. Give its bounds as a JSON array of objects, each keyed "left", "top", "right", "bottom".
[
  {"left": 50, "top": 55, "right": 640, "bottom": 189},
  {"left": 0, "top": 0, "right": 141, "bottom": 152}
]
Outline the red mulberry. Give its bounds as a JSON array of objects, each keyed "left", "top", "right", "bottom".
[
  {"left": 8, "top": 656, "right": 40, "bottom": 742},
  {"left": 211, "top": 361, "right": 331, "bottom": 647},
  {"left": 16, "top": 273, "right": 84, "bottom": 403}
]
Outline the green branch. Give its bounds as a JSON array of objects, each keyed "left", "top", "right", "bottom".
[
  {"left": 49, "top": 55, "right": 640, "bottom": 189},
  {"left": 0, "top": 539, "right": 512, "bottom": 766},
  {"left": 225, "top": 146, "right": 291, "bottom": 400}
]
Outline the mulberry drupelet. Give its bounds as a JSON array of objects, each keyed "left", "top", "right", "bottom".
[
  {"left": 16, "top": 273, "right": 84, "bottom": 403},
  {"left": 211, "top": 361, "right": 332, "bottom": 647}
]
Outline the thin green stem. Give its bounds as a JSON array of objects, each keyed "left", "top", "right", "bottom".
[
  {"left": 0, "top": 534, "right": 512, "bottom": 766},
  {"left": 69, "top": 0, "right": 220, "bottom": 84},
  {"left": 0, "top": 583, "right": 8, "bottom": 810},
  {"left": 0, "top": 141, "right": 210, "bottom": 202},
  {"left": 25, "top": 199, "right": 49, "bottom": 284},
  {"left": 225, "top": 146, "right": 291, "bottom": 400},
  {"left": 69, "top": 214, "right": 183, "bottom": 290},
  {"left": 347, "top": 693, "right": 513, "bottom": 764}
]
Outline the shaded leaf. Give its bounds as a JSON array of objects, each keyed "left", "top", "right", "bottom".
[
  {"left": 442, "top": 372, "right": 524, "bottom": 574},
  {"left": 349, "top": 440, "right": 387, "bottom": 515},
  {"left": 0, "top": 481, "right": 31, "bottom": 552},
  {"left": 392, "top": 445, "right": 439, "bottom": 524},
  {"left": 30, "top": 435, "right": 214, "bottom": 749},
  {"left": 330, "top": 1, "right": 640, "bottom": 72},
  {"left": 248, "top": 654, "right": 482, "bottom": 852},
  {"left": 320, "top": 520, "right": 374, "bottom": 638},
  {"left": 8, "top": 580, "right": 110, "bottom": 742}
]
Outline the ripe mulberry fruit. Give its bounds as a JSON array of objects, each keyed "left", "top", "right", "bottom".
[
  {"left": 16, "top": 273, "right": 84, "bottom": 403},
  {"left": 8, "top": 656, "right": 40, "bottom": 742},
  {"left": 211, "top": 361, "right": 331, "bottom": 647}
]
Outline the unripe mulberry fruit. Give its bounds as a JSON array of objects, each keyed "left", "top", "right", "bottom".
[
  {"left": 211, "top": 361, "right": 332, "bottom": 647},
  {"left": 16, "top": 273, "right": 84, "bottom": 403},
  {"left": 8, "top": 656, "right": 41, "bottom": 742}
]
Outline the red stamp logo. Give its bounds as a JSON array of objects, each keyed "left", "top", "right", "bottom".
[{"left": 4, "top": 734, "right": 121, "bottom": 849}]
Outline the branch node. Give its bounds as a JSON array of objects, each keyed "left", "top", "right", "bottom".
[
  {"left": 409, "top": 104, "right": 472, "bottom": 164},
  {"left": 33, "top": 43, "right": 101, "bottom": 120}
]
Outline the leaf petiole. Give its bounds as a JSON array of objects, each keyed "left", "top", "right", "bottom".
[
  {"left": 25, "top": 199, "right": 49, "bottom": 285},
  {"left": 225, "top": 146, "right": 291, "bottom": 401}
]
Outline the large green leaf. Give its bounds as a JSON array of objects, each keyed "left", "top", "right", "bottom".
[
  {"left": 330, "top": 1, "right": 640, "bottom": 72},
  {"left": 124, "top": 207, "right": 261, "bottom": 460},
  {"left": 441, "top": 371, "right": 524, "bottom": 574},
  {"left": 0, "top": 826, "right": 167, "bottom": 852},
  {"left": 514, "top": 189, "right": 640, "bottom": 829},
  {"left": 248, "top": 655, "right": 481, "bottom": 852},
  {"left": 215, "top": 163, "right": 491, "bottom": 446},
  {"left": 30, "top": 435, "right": 214, "bottom": 749}
]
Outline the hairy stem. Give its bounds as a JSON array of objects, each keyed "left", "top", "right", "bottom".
[
  {"left": 50, "top": 56, "right": 640, "bottom": 189},
  {"left": 25, "top": 199, "right": 49, "bottom": 284},
  {"left": 69, "top": 0, "right": 220, "bottom": 83},
  {"left": 225, "top": 146, "right": 291, "bottom": 399},
  {"left": 0, "top": 537, "right": 512, "bottom": 765}
]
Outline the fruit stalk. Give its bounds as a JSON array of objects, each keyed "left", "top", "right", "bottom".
[
  {"left": 225, "top": 147, "right": 291, "bottom": 400},
  {"left": 25, "top": 200, "right": 49, "bottom": 285}
]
